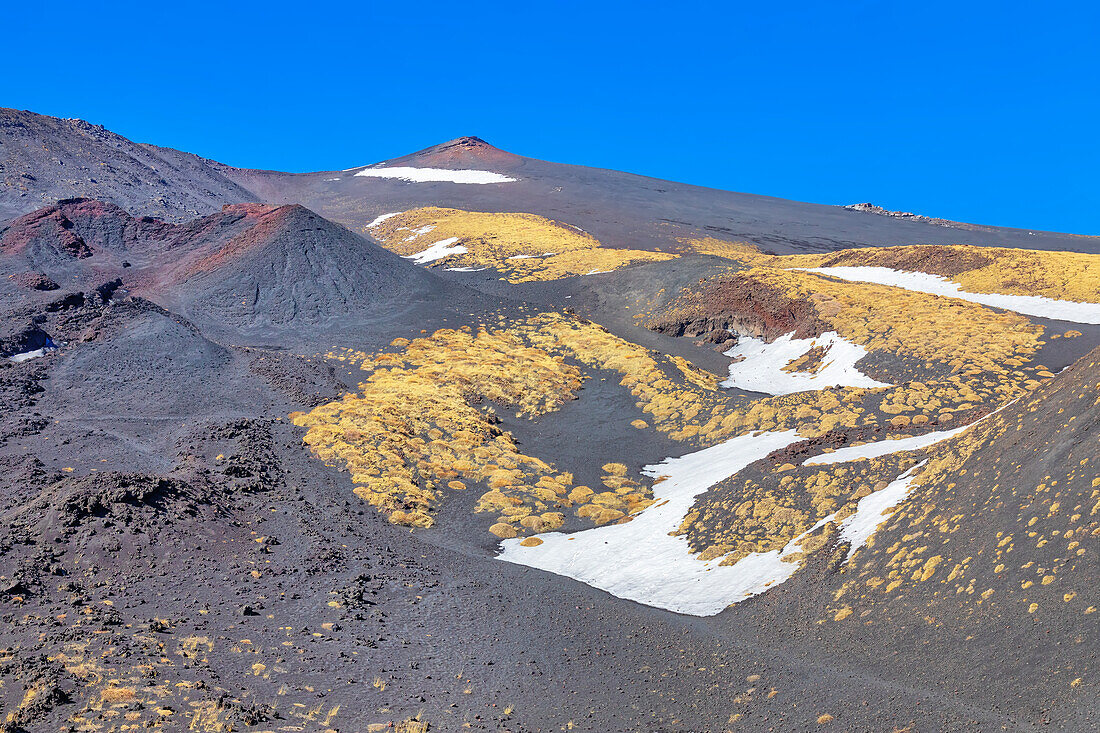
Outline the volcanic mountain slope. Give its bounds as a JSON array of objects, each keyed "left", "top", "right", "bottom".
[
  {"left": 710, "top": 342, "right": 1100, "bottom": 729},
  {"left": 4, "top": 112, "right": 1100, "bottom": 731},
  {"left": 379, "top": 135, "right": 522, "bottom": 169},
  {"left": 804, "top": 342, "right": 1100, "bottom": 726},
  {"left": 0, "top": 108, "right": 258, "bottom": 223},
  {"left": 154, "top": 202, "right": 466, "bottom": 340},
  {"left": 8, "top": 254, "right": 1095, "bottom": 732},
  {"left": 1, "top": 198, "right": 486, "bottom": 343},
  {"left": 220, "top": 134, "right": 1100, "bottom": 256},
  {"left": 0, "top": 198, "right": 174, "bottom": 286},
  {"left": 6, "top": 109, "right": 1099, "bottom": 256}
]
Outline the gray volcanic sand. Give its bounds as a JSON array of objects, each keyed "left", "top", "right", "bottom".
[
  {"left": 226, "top": 136, "right": 1100, "bottom": 256},
  {"left": 2, "top": 220, "right": 1098, "bottom": 730},
  {"left": 0, "top": 375, "right": 1037, "bottom": 733},
  {"left": 0, "top": 109, "right": 255, "bottom": 223},
  {"left": 6, "top": 109, "right": 1100, "bottom": 256},
  {"left": 5, "top": 271, "right": 1087, "bottom": 731},
  {"left": 2, "top": 112, "right": 1098, "bottom": 732}
]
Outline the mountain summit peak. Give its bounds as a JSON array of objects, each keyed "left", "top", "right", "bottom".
[
  {"left": 381, "top": 135, "right": 519, "bottom": 170},
  {"left": 446, "top": 135, "right": 494, "bottom": 148}
]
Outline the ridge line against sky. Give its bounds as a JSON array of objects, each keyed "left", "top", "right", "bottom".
[{"left": 2, "top": 1, "right": 1098, "bottom": 235}]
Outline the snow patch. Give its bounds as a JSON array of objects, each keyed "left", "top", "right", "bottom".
[
  {"left": 404, "top": 224, "right": 437, "bottom": 241},
  {"left": 802, "top": 266, "right": 1100, "bottom": 324},
  {"left": 805, "top": 426, "right": 969, "bottom": 465},
  {"left": 838, "top": 461, "right": 926, "bottom": 559},
  {"left": 498, "top": 430, "right": 803, "bottom": 616},
  {"left": 8, "top": 347, "right": 55, "bottom": 363},
  {"left": 7, "top": 335, "right": 59, "bottom": 363},
  {"left": 403, "top": 238, "right": 467, "bottom": 264},
  {"left": 353, "top": 166, "right": 516, "bottom": 184},
  {"left": 446, "top": 266, "right": 487, "bottom": 272},
  {"left": 366, "top": 212, "right": 403, "bottom": 228},
  {"left": 722, "top": 331, "right": 890, "bottom": 395},
  {"left": 507, "top": 252, "right": 556, "bottom": 260}
]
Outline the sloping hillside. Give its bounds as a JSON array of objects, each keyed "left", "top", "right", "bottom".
[
  {"left": 220, "top": 135, "right": 1100, "bottom": 256},
  {"left": 156, "top": 203, "right": 458, "bottom": 338},
  {"left": 0, "top": 108, "right": 257, "bottom": 223},
  {"left": 1, "top": 110, "right": 1099, "bottom": 731},
  {"left": 6, "top": 110, "right": 1098, "bottom": 255},
  {"left": 1, "top": 198, "right": 483, "bottom": 342}
]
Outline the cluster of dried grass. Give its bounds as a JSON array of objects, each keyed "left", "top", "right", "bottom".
[
  {"left": 368, "top": 207, "right": 675, "bottom": 282},
  {"left": 824, "top": 356, "right": 1100, "bottom": 624},
  {"left": 294, "top": 227, "right": 1085, "bottom": 586},
  {"left": 773, "top": 243, "right": 1100, "bottom": 303},
  {"left": 292, "top": 325, "right": 585, "bottom": 531},
  {"left": 294, "top": 316, "right": 674, "bottom": 535},
  {"left": 683, "top": 452, "right": 917, "bottom": 567}
]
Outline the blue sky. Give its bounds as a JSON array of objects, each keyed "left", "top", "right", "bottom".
[{"left": 4, "top": 1, "right": 1098, "bottom": 233}]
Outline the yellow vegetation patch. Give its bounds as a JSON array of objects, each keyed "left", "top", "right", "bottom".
[
  {"left": 368, "top": 207, "right": 676, "bottom": 282},
  {"left": 680, "top": 236, "right": 762, "bottom": 264},
  {"left": 782, "top": 344, "right": 831, "bottom": 375},
  {"left": 298, "top": 264, "right": 1058, "bottom": 554},
  {"left": 688, "top": 238, "right": 1100, "bottom": 303},
  {"left": 771, "top": 244, "right": 1100, "bottom": 303},
  {"left": 820, "top": 354, "right": 1100, "bottom": 626},
  {"left": 303, "top": 293, "right": 1051, "bottom": 542},
  {"left": 645, "top": 260, "right": 1046, "bottom": 443},
  {"left": 175, "top": 635, "right": 213, "bottom": 663},
  {"left": 669, "top": 355, "right": 720, "bottom": 391},
  {"left": 98, "top": 685, "right": 137, "bottom": 704},
  {"left": 490, "top": 522, "right": 518, "bottom": 539},
  {"left": 293, "top": 322, "right": 584, "bottom": 533},
  {"left": 42, "top": 639, "right": 339, "bottom": 733},
  {"left": 294, "top": 314, "right": 680, "bottom": 537},
  {"left": 686, "top": 451, "right": 914, "bottom": 567},
  {"left": 746, "top": 266, "right": 1042, "bottom": 374},
  {"left": 522, "top": 314, "right": 733, "bottom": 442}
]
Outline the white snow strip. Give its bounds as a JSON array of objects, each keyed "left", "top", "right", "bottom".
[
  {"left": 403, "top": 224, "right": 437, "bottom": 241},
  {"left": 324, "top": 177, "right": 341, "bottom": 181},
  {"left": 801, "top": 266, "right": 1100, "bottom": 324},
  {"left": 353, "top": 166, "right": 516, "bottom": 184},
  {"left": 506, "top": 252, "right": 556, "bottom": 260},
  {"left": 446, "top": 266, "right": 487, "bottom": 272},
  {"left": 722, "top": 331, "right": 890, "bottom": 395},
  {"left": 499, "top": 430, "right": 804, "bottom": 616},
  {"left": 366, "top": 212, "right": 403, "bottom": 228},
  {"left": 838, "top": 461, "right": 927, "bottom": 559},
  {"left": 829, "top": 396, "right": 1024, "bottom": 558},
  {"left": 804, "top": 426, "right": 969, "bottom": 465},
  {"left": 808, "top": 391, "right": 1020, "bottom": 466},
  {"left": 8, "top": 347, "right": 54, "bottom": 363},
  {"left": 584, "top": 269, "right": 612, "bottom": 275},
  {"left": 403, "top": 237, "right": 467, "bottom": 265}
]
